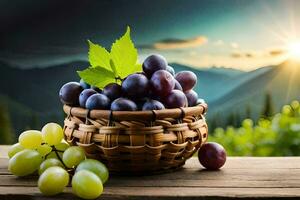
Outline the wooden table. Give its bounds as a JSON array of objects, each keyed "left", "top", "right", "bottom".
[{"left": 1, "top": 146, "right": 300, "bottom": 199}]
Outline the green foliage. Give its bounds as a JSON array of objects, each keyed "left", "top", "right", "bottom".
[
  {"left": 78, "top": 26, "right": 141, "bottom": 88},
  {"left": 210, "top": 100, "right": 300, "bottom": 156},
  {"left": 77, "top": 68, "right": 115, "bottom": 89},
  {"left": 0, "top": 103, "right": 14, "bottom": 144}
]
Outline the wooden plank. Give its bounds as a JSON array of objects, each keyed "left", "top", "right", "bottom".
[
  {"left": 0, "top": 186, "right": 299, "bottom": 200},
  {"left": 1, "top": 145, "right": 300, "bottom": 199}
]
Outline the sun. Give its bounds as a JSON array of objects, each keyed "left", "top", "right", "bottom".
[{"left": 287, "top": 41, "right": 300, "bottom": 60}]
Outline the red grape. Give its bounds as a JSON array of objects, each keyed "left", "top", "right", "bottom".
[
  {"left": 163, "top": 90, "right": 187, "bottom": 108},
  {"left": 198, "top": 142, "right": 226, "bottom": 170},
  {"left": 174, "top": 79, "right": 183, "bottom": 91},
  {"left": 110, "top": 98, "right": 137, "bottom": 111},
  {"left": 175, "top": 71, "right": 197, "bottom": 92},
  {"left": 59, "top": 82, "right": 83, "bottom": 106},
  {"left": 103, "top": 83, "right": 122, "bottom": 101},
  {"left": 122, "top": 73, "right": 149, "bottom": 98},
  {"left": 142, "top": 54, "right": 167, "bottom": 78},
  {"left": 142, "top": 99, "right": 165, "bottom": 110},
  {"left": 150, "top": 70, "right": 175, "bottom": 97},
  {"left": 79, "top": 89, "right": 97, "bottom": 108},
  {"left": 185, "top": 90, "right": 198, "bottom": 107},
  {"left": 85, "top": 94, "right": 110, "bottom": 110}
]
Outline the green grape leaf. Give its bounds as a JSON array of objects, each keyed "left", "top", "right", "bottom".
[
  {"left": 110, "top": 26, "right": 141, "bottom": 78},
  {"left": 77, "top": 67, "right": 115, "bottom": 89},
  {"left": 88, "top": 40, "right": 111, "bottom": 71}
]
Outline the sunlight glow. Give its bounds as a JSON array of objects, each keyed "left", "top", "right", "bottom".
[{"left": 288, "top": 41, "right": 300, "bottom": 60}]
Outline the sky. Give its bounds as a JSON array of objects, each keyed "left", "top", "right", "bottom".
[{"left": 0, "top": 0, "right": 300, "bottom": 70}]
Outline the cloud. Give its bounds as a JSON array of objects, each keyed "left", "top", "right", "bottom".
[
  {"left": 230, "top": 42, "right": 239, "bottom": 49},
  {"left": 231, "top": 52, "right": 242, "bottom": 58},
  {"left": 138, "top": 36, "right": 208, "bottom": 50},
  {"left": 213, "top": 40, "right": 224, "bottom": 46},
  {"left": 231, "top": 51, "right": 256, "bottom": 58},
  {"left": 269, "top": 49, "right": 286, "bottom": 56}
]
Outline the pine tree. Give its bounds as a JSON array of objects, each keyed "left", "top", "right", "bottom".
[
  {"left": 246, "top": 105, "right": 252, "bottom": 119},
  {"left": 0, "top": 104, "right": 14, "bottom": 144},
  {"left": 261, "top": 92, "right": 274, "bottom": 118},
  {"left": 227, "top": 112, "right": 236, "bottom": 127}
]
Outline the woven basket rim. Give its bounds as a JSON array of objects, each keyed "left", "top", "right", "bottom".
[{"left": 63, "top": 103, "right": 207, "bottom": 121}]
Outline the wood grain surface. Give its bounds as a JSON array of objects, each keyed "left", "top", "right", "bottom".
[{"left": 0, "top": 145, "right": 299, "bottom": 199}]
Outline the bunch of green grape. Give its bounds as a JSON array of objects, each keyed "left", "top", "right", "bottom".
[{"left": 8, "top": 122, "right": 109, "bottom": 199}]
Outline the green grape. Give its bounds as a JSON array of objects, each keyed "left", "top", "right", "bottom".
[
  {"left": 42, "top": 123, "right": 64, "bottom": 145},
  {"left": 76, "top": 159, "right": 109, "bottom": 184},
  {"left": 19, "top": 130, "right": 43, "bottom": 149},
  {"left": 62, "top": 146, "right": 85, "bottom": 168},
  {"left": 38, "top": 166, "right": 69, "bottom": 196},
  {"left": 36, "top": 144, "right": 52, "bottom": 157},
  {"left": 38, "top": 158, "right": 64, "bottom": 175},
  {"left": 46, "top": 151, "right": 63, "bottom": 160},
  {"left": 8, "top": 143, "right": 24, "bottom": 158},
  {"left": 9, "top": 149, "right": 42, "bottom": 176},
  {"left": 55, "top": 141, "right": 69, "bottom": 151},
  {"left": 72, "top": 170, "right": 103, "bottom": 199}
]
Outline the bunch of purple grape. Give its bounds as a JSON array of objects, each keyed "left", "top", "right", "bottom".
[{"left": 59, "top": 54, "right": 201, "bottom": 111}]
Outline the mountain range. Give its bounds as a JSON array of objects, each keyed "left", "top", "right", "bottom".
[{"left": 0, "top": 59, "right": 299, "bottom": 136}]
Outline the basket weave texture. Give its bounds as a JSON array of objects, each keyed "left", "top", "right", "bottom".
[{"left": 63, "top": 103, "right": 208, "bottom": 174}]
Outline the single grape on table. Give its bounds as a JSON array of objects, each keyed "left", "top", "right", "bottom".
[{"left": 198, "top": 142, "right": 227, "bottom": 170}]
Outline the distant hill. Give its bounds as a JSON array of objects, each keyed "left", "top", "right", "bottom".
[{"left": 208, "top": 59, "right": 300, "bottom": 125}]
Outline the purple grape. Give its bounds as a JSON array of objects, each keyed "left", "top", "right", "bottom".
[
  {"left": 142, "top": 54, "right": 167, "bottom": 78},
  {"left": 142, "top": 100, "right": 165, "bottom": 110},
  {"left": 79, "top": 79, "right": 90, "bottom": 89},
  {"left": 85, "top": 94, "right": 110, "bottom": 110},
  {"left": 175, "top": 71, "right": 197, "bottom": 92},
  {"left": 79, "top": 89, "right": 97, "bottom": 108},
  {"left": 103, "top": 83, "right": 122, "bottom": 101},
  {"left": 198, "top": 142, "right": 226, "bottom": 170},
  {"left": 185, "top": 90, "right": 198, "bottom": 107},
  {"left": 91, "top": 86, "right": 102, "bottom": 93},
  {"left": 174, "top": 79, "right": 183, "bottom": 91},
  {"left": 150, "top": 70, "right": 175, "bottom": 97},
  {"left": 163, "top": 90, "right": 187, "bottom": 108},
  {"left": 122, "top": 73, "right": 149, "bottom": 98},
  {"left": 110, "top": 98, "right": 137, "bottom": 111},
  {"left": 166, "top": 65, "right": 175, "bottom": 76},
  {"left": 59, "top": 82, "right": 83, "bottom": 106}
]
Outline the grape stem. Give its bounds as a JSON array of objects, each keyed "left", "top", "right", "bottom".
[{"left": 51, "top": 145, "right": 68, "bottom": 169}]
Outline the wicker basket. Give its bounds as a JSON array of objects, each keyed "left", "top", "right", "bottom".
[{"left": 63, "top": 103, "right": 208, "bottom": 175}]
